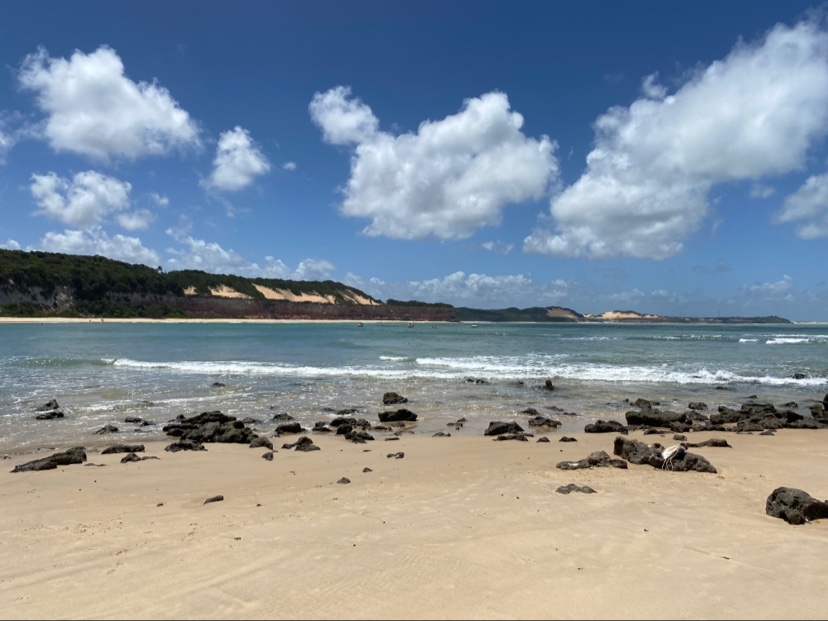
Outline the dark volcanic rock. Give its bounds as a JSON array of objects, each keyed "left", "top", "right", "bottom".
[
  {"left": 249, "top": 436, "right": 274, "bottom": 450},
  {"left": 283, "top": 436, "right": 320, "bottom": 452},
  {"left": 204, "top": 495, "right": 224, "bottom": 504},
  {"left": 556, "top": 450, "right": 628, "bottom": 470},
  {"left": 484, "top": 421, "right": 525, "bottom": 436},
  {"left": 613, "top": 436, "right": 661, "bottom": 465},
  {"left": 378, "top": 408, "right": 418, "bottom": 423},
  {"left": 12, "top": 447, "right": 87, "bottom": 472},
  {"left": 382, "top": 391, "right": 408, "bottom": 405},
  {"left": 766, "top": 487, "right": 828, "bottom": 525},
  {"left": 556, "top": 483, "right": 597, "bottom": 494},
  {"left": 625, "top": 408, "right": 684, "bottom": 427},
  {"left": 101, "top": 444, "right": 145, "bottom": 454},
  {"left": 584, "top": 420, "right": 628, "bottom": 434},
  {"left": 164, "top": 440, "right": 206, "bottom": 452},
  {"left": 120, "top": 452, "right": 142, "bottom": 463}
]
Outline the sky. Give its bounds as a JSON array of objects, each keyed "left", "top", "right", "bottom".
[{"left": 1, "top": 1, "right": 828, "bottom": 321}]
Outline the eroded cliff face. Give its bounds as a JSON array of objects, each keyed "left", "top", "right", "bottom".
[
  {"left": 0, "top": 285, "right": 455, "bottom": 321},
  {"left": 174, "top": 296, "right": 456, "bottom": 321}
]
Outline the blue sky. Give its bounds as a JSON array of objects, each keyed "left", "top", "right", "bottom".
[{"left": 1, "top": 1, "right": 828, "bottom": 321}]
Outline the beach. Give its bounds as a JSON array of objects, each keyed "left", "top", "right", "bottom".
[
  {"left": 1, "top": 319, "right": 828, "bottom": 619},
  {"left": 2, "top": 429, "right": 828, "bottom": 620}
]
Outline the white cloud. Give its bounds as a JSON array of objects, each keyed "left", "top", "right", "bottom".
[
  {"left": 481, "top": 240, "right": 514, "bottom": 255},
  {"left": 1, "top": 239, "right": 21, "bottom": 250},
  {"left": 311, "top": 88, "right": 558, "bottom": 240},
  {"left": 149, "top": 192, "right": 169, "bottom": 206},
  {"left": 777, "top": 172, "right": 828, "bottom": 238},
  {"left": 750, "top": 183, "right": 775, "bottom": 199},
  {"left": 202, "top": 126, "right": 271, "bottom": 192},
  {"left": 748, "top": 275, "right": 794, "bottom": 296},
  {"left": 309, "top": 86, "right": 379, "bottom": 145},
  {"left": 165, "top": 230, "right": 333, "bottom": 280},
  {"left": 31, "top": 228, "right": 160, "bottom": 266},
  {"left": 116, "top": 209, "right": 155, "bottom": 231},
  {"left": 525, "top": 18, "right": 828, "bottom": 259},
  {"left": 0, "top": 129, "right": 12, "bottom": 163},
  {"left": 350, "top": 270, "right": 570, "bottom": 307},
  {"left": 282, "top": 161, "right": 297, "bottom": 171},
  {"left": 30, "top": 170, "right": 132, "bottom": 227},
  {"left": 18, "top": 45, "right": 199, "bottom": 161}
]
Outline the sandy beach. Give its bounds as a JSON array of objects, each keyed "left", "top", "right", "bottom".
[{"left": 2, "top": 428, "right": 828, "bottom": 620}]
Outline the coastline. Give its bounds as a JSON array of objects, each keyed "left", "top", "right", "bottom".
[{"left": 2, "top": 430, "right": 828, "bottom": 619}]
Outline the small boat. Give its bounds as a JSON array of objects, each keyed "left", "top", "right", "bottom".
[
  {"left": 471, "top": 323, "right": 478, "bottom": 328},
  {"left": 356, "top": 322, "right": 364, "bottom": 327},
  {"left": 408, "top": 322, "right": 414, "bottom": 327}
]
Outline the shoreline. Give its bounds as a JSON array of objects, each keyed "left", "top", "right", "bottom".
[
  {"left": 2, "top": 430, "right": 828, "bottom": 619},
  {"left": 2, "top": 316, "right": 826, "bottom": 326}
]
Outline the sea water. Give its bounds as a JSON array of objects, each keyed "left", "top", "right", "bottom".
[{"left": 1, "top": 320, "right": 826, "bottom": 453}]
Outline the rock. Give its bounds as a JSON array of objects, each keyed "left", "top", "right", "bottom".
[
  {"left": 625, "top": 408, "right": 684, "bottom": 427},
  {"left": 537, "top": 437, "right": 550, "bottom": 443},
  {"left": 204, "top": 495, "right": 224, "bottom": 505},
  {"left": 527, "top": 415, "right": 561, "bottom": 428},
  {"left": 11, "top": 447, "right": 87, "bottom": 472},
  {"left": 484, "top": 421, "right": 524, "bottom": 436},
  {"left": 262, "top": 451, "right": 274, "bottom": 461},
  {"left": 386, "top": 452, "right": 405, "bottom": 459},
  {"left": 559, "top": 436, "right": 577, "bottom": 442},
  {"left": 249, "top": 436, "right": 274, "bottom": 450},
  {"left": 101, "top": 444, "right": 145, "bottom": 454},
  {"left": 382, "top": 391, "right": 408, "bottom": 405},
  {"left": 164, "top": 440, "right": 206, "bottom": 452},
  {"left": 686, "top": 438, "right": 732, "bottom": 448},
  {"left": 36, "top": 399, "right": 61, "bottom": 411},
  {"left": 120, "top": 452, "right": 142, "bottom": 463},
  {"left": 378, "top": 408, "right": 417, "bottom": 423},
  {"left": 556, "top": 450, "right": 628, "bottom": 470},
  {"left": 543, "top": 379, "right": 555, "bottom": 391},
  {"left": 337, "top": 477, "right": 351, "bottom": 484},
  {"left": 274, "top": 422, "right": 305, "bottom": 435},
  {"left": 556, "top": 484, "right": 597, "bottom": 494},
  {"left": 766, "top": 487, "right": 828, "bottom": 525},
  {"left": 584, "top": 420, "right": 628, "bottom": 434}
]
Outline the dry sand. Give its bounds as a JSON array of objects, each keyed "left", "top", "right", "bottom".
[{"left": 2, "top": 429, "right": 828, "bottom": 620}]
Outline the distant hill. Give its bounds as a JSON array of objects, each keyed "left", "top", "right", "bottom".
[
  {"left": 0, "top": 249, "right": 791, "bottom": 324},
  {"left": 456, "top": 306, "right": 791, "bottom": 324},
  {"left": 0, "top": 249, "right": 453, "bottom": 321}
]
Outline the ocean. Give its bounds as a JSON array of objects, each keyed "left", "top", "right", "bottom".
[{"left": 1, "top": 320, "right": 827, "bottom": 454}]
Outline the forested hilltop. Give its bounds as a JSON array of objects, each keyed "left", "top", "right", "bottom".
[
  {"left": 0, "top": 249, "right": 453, "bottom": 321},
  {"left": 0, "top": 249, "right": 790, "bottom": 323}
]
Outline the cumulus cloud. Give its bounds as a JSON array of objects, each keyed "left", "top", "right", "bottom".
[
  {"left": 0, "top": 129, "right": 12, "bottom": 163},
  {"left": 310, "top": 88, "right": 558, "bottom": 240},
  {"left": 525, "top": 18, "right": 828, "bottom": 259},
  {"left": 202, "top": 126, "right": 271, "bottom": 192},
  {"left": 18, "top": 45, "right": 199, "bottom": 161},
  {"left": 31, "top": 227, "right": 160, "bottom": 266},
  {"left": 116, "top": 209, "right": 155, "bottom": 231},
  {"left": 481, "top": 240, "right": 514, "bottom": 255},
  {"left": 748, "top": 275, "right": 794, "bottom": 296},
  {"left": 165, "top": 230, "right": 333, "bottom": 279},
  {"left": 30, "top": 170, "right": 132, "bottom": 227},
  {"left": 1, "top": 239, "right": 21, "bottom": 250},
  {"left": 149, "top": 192, "right": 169, "bottom": 206},
  {"left": 777, "top": 172, "right": 828, "bottom": 238},
  {"left": 346, "top": 270, "right": 570, "bottom": 308},
  {"left": 309, "top": 86, "right": 379, "bottom": 145},
  {"left": 282, "top": 161, "right": 297, "bottom": 171}
]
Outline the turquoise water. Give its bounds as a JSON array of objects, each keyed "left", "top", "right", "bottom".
[{"left": 1, "top": 321, "right": 826, "bottom": 453}]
